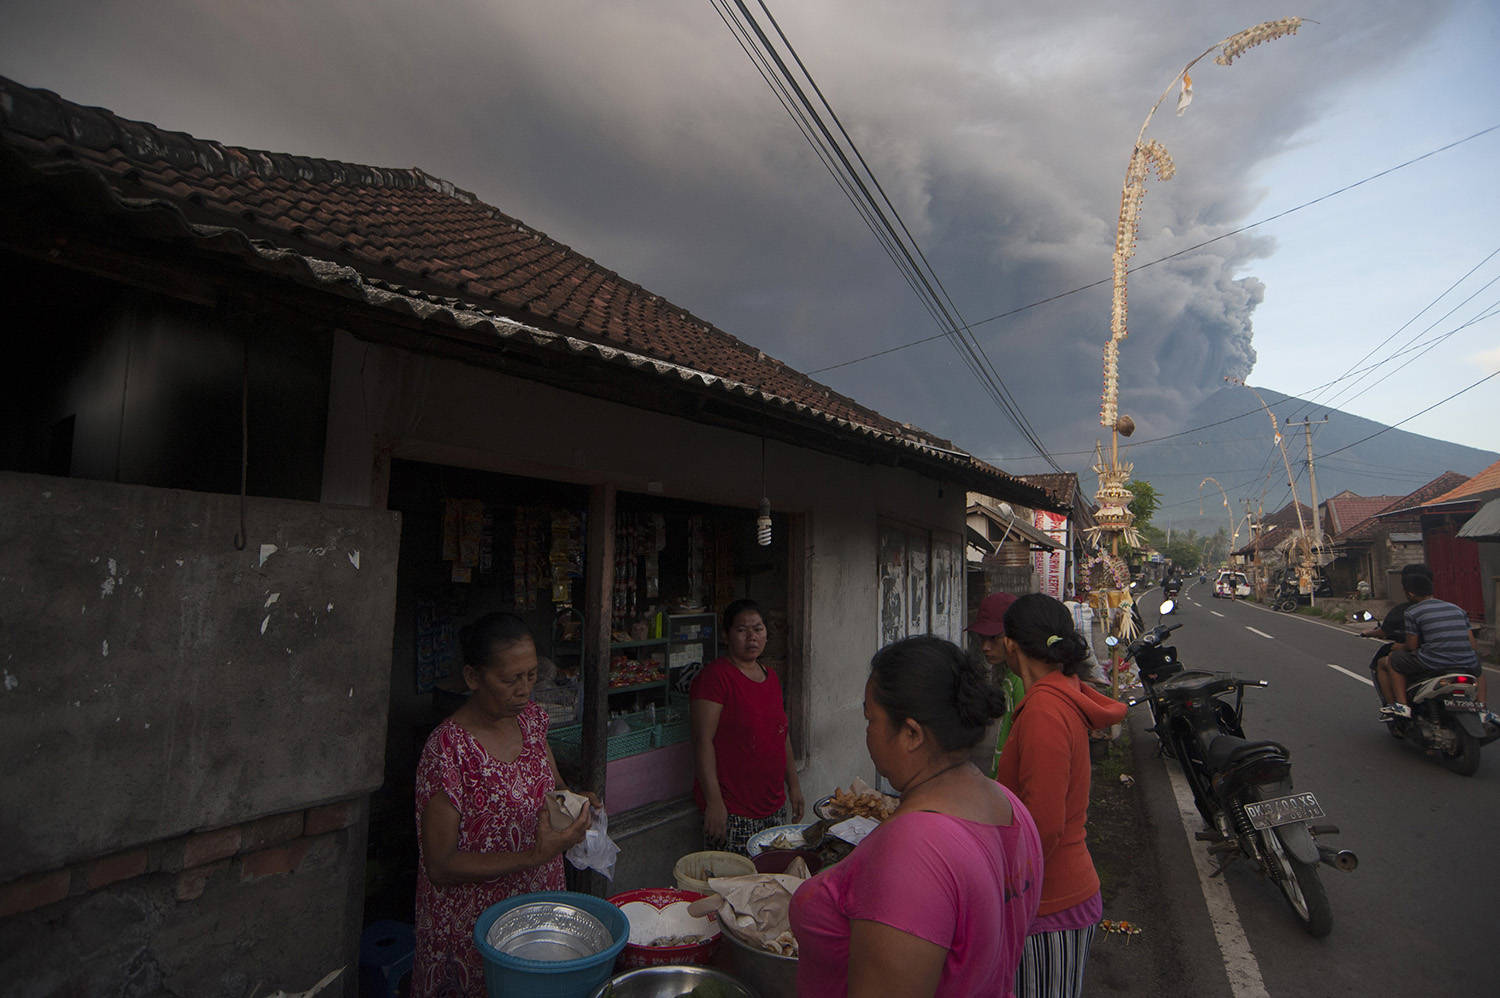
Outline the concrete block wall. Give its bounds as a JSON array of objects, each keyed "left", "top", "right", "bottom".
[{"left": 0, "top": 797, "right": 368, "bottom": 997}]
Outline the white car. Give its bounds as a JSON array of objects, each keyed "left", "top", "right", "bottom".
[{"left": 1214, "top": 571, "right": 1251, "bottom": 599}]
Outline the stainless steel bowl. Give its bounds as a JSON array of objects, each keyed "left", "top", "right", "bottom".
[
  {"left": 720, "top": 922, "right": 797, "bottom": 998},
  {"left": 588, "top": 964, "right": 759, "bottom": 998},
  {"left": 485, "top": 900, "right": 613, "bottom": 962}
]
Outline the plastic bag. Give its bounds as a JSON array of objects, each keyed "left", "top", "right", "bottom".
[{"left": 565, "top": 807, "right": 620, "bottom": 881}]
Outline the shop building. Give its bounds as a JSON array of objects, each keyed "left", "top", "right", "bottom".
[{"left": 0, "top": 76, "right": 1056, "bottom": 994}]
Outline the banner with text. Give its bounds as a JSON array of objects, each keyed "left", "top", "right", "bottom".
[{"left": 1032, "top": 510, "right": 1069, "bottom": 599}]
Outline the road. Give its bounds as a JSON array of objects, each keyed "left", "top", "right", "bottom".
[{"left": 1120, "top": 583, "right": 1498, "bottom": 998}]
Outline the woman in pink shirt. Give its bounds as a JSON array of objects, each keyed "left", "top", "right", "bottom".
[{"left": 791, "top": 635, "right": 1044, "bottom": 996}]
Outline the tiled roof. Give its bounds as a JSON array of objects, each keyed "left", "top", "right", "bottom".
[
  {"left": 1233, "top": 501, "right": 1314, "bottom": 556},
  {"left": 1424, "top": 458, "right": 1500, "bottom": 507},
  {"left": 1015, "top": 472, "right": 1098, "bottom": 527},
  {"left": 1372, "top": 471, "right": 1472, "bottom": 521},
  {"left": 0, "top": 75, "right": 1057, "bottom": 507},
  {"left": 1323, "top": 495, "right": 1401, "bottom": 538}
]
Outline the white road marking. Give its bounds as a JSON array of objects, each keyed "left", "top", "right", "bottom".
[
  {"left": 1163, "top": 760, "right": 1270, "bottom": 998},
  {"left": 1245, "top": 626, "right": 1276, "bottom": 640},
  {"left": 1211, "top": 610, "right": 1225, "bottom": 618},
  {"left": 1327, "top": 663, "right": 1374, "bottom": 687}
]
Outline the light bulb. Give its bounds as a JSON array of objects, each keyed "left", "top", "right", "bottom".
[{"left": 756, "top": 498, "right": 772, "bottom": 547}]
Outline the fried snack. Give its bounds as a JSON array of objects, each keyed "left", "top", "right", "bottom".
[
  {"left": 764, "top": 930, "right": 799, "bottom": 957},
  {"left": 828, "top": 785, "right": 898, "bottom": 821}
]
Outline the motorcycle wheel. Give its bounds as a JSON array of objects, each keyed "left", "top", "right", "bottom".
[
  {"left": 1438, "top": 724, "right": 1481, "bottom": 777},
  {"left": 1261, "top": 827, "right": 1332, "bottom": 938},
  {"left": 1276, "top": 598, "right": 1298, "bottom": 613}
]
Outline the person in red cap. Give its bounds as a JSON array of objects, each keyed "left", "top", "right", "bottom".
[{"left": 965, "top": 591, "right": 1025, "bottom": 778}]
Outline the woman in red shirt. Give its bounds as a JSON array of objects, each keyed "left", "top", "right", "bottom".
[
  {"left": 690, "top": 599, "right": 804, "bottom": 853},
  {"left": 994, "top": 594, "right": 1127, "bottom": 998}
]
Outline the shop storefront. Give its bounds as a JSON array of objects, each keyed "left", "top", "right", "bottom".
[{"left": 367, "top": 458, "right": 790, "bottom": 919}]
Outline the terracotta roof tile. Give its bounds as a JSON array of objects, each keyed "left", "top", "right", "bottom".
[
  {"left": 1424, "top": 458, "right": 1500, "bottom": 506},
  {"left": 1322, "top": 495, "right": 1401, "bottom": 538},
  {"left": 0, "top": 73, "right": 1059, "bottom": 506}
]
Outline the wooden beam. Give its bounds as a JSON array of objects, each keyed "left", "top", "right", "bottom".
[{"left": 582, "top": 482, "right": 616, "bottom": 798}]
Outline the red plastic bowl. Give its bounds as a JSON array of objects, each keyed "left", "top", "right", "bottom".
[{"left": 608, "top": 887, "right": 722, "bottom": 970}]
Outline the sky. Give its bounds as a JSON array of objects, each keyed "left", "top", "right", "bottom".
[{"left": 3, "top": 0, "right": 1497, "bottom": 507}]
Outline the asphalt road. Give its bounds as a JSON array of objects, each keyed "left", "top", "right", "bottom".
[{"left": 1122, "top": 583, "right": 1498, "bottom": 998}]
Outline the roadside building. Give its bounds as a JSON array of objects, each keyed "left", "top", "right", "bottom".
[
  {"left": 1411, "top": 460, "right": 1500, "bottom": 628},
  {"left": 1015, "top": 472, "right": 1099, "bottom": 599},
  {"left": 1335, "top": 471, "right": 1469, "bottom": 599},
  {"left": 0, "top": 76, "right": 1057, "bottom": 993}
]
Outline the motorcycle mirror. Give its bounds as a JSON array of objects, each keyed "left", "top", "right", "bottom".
[
  {"left": 1159, "top": 599, "right": 1175, "bottom": 615},
  {"left": 1104, "top": 635, "right": 1120, "bottom": 648}
]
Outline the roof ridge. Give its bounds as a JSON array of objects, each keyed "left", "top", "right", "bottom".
[{"left": 0, "top": 74, "right": 486, "bottom": 203}]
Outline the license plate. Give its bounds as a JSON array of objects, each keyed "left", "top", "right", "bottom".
[
  {"left": 1243, "top": 792, "right": 1325, "bottom": 830},
  {"left": 1442, "top": 698, "right": 1482, "bottom": 713}
]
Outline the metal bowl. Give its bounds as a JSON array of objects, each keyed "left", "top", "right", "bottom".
[
  {"left": 720, "top": 921, "right": 797, "bottom": 998},
  {"left": 588, "top": 964, "right": 759, "bottom": 998},
  {"left": 484, "top": 900, "right": 613, "bottom": 961}
]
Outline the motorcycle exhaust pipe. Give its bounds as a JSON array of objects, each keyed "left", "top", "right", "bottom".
[{"left": 1317, "top": 845, "right": 1358, "bottom": 872}]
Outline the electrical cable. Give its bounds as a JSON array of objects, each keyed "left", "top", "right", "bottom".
[
  {"left": 1314, "top": 369, "right": 1500, "bottom": 461},
  {"left": 808, "top": 123, "right": 1500, "bottom": 376},
  {"left": 714, "top": 0, "right": 1063, "bottom": 469}
]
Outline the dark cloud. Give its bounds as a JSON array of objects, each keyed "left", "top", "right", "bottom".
[{"left": 0, "top": 0, "right": 1454, "bottom": 471}]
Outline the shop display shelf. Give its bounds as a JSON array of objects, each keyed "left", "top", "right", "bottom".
[
  {"left": 549, "top": 723, "right": 582, "bottom": 745},
  {"left": 606, "top": 679, "right": 666, "bottom": 694},
  {"left": 607, "top": 727, "right": 655, "bottom": 760}
]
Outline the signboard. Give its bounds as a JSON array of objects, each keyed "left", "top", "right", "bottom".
[{"left": 1032, "top": 510, "right": 1069, "bottom": 599}]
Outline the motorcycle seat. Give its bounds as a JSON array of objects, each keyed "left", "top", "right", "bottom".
[
  {"left": 1206, "top": 734, "right": 1289, "bottom": 772},
  {"left": 1153, "top": 672, "right": 1235, "bottom": 700}
]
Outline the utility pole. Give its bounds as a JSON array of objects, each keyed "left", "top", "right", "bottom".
[{"left": 1286, "top": 416, "right": 1329, "bottom": 607}]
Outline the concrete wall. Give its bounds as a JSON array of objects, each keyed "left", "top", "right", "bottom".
[
  {"left": 0, "top": 473, "right": 400, "bottom": 996},
  {"left": 322, "top": 334, "right": 965, "bottom": 813}
]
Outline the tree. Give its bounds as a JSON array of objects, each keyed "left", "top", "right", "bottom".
[{"left": 1127, "top": 479, "right": 1161, "bottom": 533}]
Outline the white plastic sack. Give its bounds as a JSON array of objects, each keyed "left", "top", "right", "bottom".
[{"left": 565, "top": 807, "right": 620, "bottom": 881}]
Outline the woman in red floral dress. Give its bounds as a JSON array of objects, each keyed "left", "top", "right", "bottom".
[{"left": 413, "top": 613, "right": 595, "bottom": 998}]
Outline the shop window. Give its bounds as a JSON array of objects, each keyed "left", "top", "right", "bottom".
[{"left": 878, "top": 522, "right": 963, "bottom": 645}]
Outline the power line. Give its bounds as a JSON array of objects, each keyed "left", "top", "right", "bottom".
[
  {"left": 714, "top": 0, "right": 1063, "bottom": 470},
  {"left": 1314, "top": 370, "right": 1500, "bottom": 461},
  {"left": 808, "top": 123, "right": 1500, "bottom": 375},
  {"left": 1286, "top": 246, "right": 1500, "bottom": 420}
]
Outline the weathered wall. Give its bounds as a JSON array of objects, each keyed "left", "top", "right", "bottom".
[
  {"left": 0, "top": 473, "right": 400, "bottom": 995},
  {"left": 0, "top": 472, "right": 401, "bottom": 881},
  {"left": 0, "top": 798, "right": 367, "bottom": 998},
  {"left": 321, "top": 334, "right": 966, "bottom": 808}
]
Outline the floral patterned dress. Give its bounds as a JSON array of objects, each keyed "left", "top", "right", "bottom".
[{"left": 413, "top": 701, "right": 563, "bottom": 998}]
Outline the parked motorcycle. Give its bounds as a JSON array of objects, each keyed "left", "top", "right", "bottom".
[
  {"left": 1363, "top": 637, "right": 1498, "bottom": 776},
  {"left": 1111, "top": 602, "right": 1355, "bottom": 937}
]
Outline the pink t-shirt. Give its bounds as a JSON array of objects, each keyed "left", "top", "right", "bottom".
[{"left": 790, "top": 787, "right": 1043, "bottom": 997}]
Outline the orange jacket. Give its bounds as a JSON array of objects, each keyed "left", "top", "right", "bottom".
[{"left": 994, "top": 671, "right": 1127, "bottom": 916}]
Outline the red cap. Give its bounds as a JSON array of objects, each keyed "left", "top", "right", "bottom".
[{"left": 966, "top": 592, "right": 1017, "bottom": 637}]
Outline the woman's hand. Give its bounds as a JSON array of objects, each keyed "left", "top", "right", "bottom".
[
  {"left": 532, "top": 800, "right": 591, "bottom": 861},
  {"left": 787, "top": 783, "right": 805, "bottom": 822},
  {"left": 703, "top": 799, "right": 728, "bottom": 842}
]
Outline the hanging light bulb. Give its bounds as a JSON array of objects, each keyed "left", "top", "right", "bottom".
[{"left": 757, "top": 497, "right": 773, "bottom": 547}]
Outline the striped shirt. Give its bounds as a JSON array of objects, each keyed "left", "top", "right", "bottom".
[{"left": 1404, "top": 597, "right": 1478, "bottom": 671}]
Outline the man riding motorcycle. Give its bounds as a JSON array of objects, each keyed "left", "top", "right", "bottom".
[{"left": 1373, "top": 564, "right": 1493, "bottom": 724}]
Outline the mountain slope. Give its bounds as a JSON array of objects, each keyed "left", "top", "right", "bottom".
[{"left": 1116, "top": 386, "right": 1497, "bottom": 534}]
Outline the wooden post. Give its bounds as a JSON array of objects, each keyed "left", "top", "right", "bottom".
[{"left": 577, "top": 482, "right": 615, "bottom": 897}]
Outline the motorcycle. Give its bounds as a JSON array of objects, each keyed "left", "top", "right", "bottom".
[
  {"left": 1363, "top": 636, "right": 1498, "bottom": 776},
  {"left": 1110, "top": 601, "right": 1356, "bottom": 938}
]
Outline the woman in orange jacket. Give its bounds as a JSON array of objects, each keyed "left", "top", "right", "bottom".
[{"left": 994, "top": 593, "right": 1127, "bottom": 998}]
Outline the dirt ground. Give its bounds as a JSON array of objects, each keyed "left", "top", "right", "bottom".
[{"left": 1082, "top": 731, "right": 1187, "bottom": 997}]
